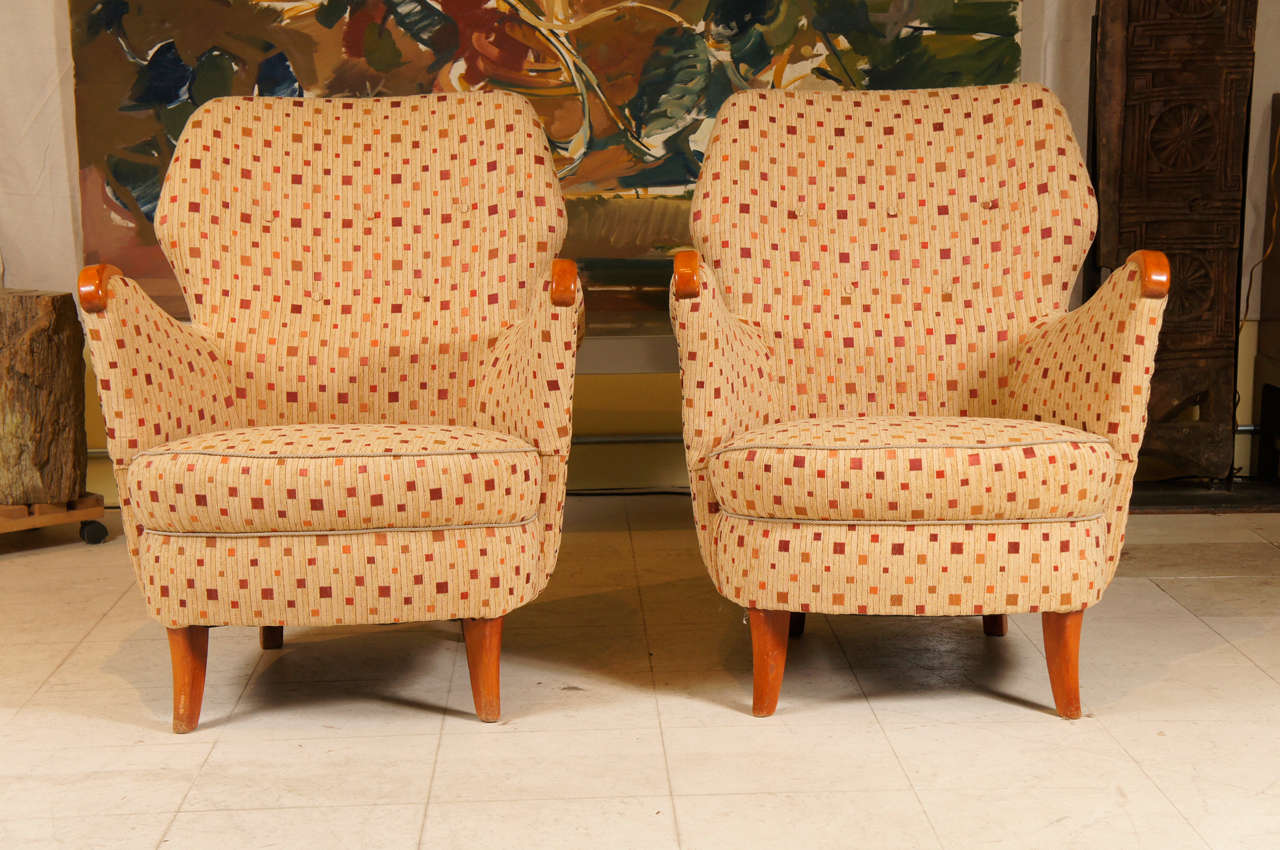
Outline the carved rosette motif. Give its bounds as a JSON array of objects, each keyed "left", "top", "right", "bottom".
[
  {"left": 1164, "top": 253, "right": 1214, "bottom": 320},
  {"left": 1148, "top": 104, "right": 1216, "bottom": 172}
]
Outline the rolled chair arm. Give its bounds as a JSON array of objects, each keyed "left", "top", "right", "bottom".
[
  {"left": 1132, "top": 249, "right": 1171, "bottom": 300},
  {"left": 475, "top": 257, "right": 582, "bottom": 455},
  {"left": 551, "top": 258, "right": 579, "bottom": 307},
  {"left": 77, "top": 263, "right": 121, "bottom": 313},
  {"left": 672, "top": 250, "right": 701, "bottom": 300},
  {"left": 1003, "top": 249, "right": 1171, "bottom": 462},
  {"left": 76, "top": 264, "right": 240, "bottom": 470},
  {"left": 668, "top": 252, "right": 779, "bottom": 467}
]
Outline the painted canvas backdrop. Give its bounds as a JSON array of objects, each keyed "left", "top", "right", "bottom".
[{"left": 70, "top": 0, "right": 1022, "bottom": 315}]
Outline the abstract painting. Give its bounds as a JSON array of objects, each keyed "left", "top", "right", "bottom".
[{"left": 70, "top": 0, "right": 1021, "bottom": 312}]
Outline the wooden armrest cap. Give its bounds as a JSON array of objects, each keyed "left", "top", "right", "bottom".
[
  {"left": 673, "top": 250, "right": 700, "bottom": 300},
  {"left": 1131, "top": 250, "right": 1170, "bottom": 300},
  {"left": 551, "top": 258, "right": 578, "bottom": 307},
  {"left": 77, "top": 263, "right": 121, "bottom": 313}
]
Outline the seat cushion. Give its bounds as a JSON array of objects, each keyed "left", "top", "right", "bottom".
[
  {"left": 707, "top": 417, "right": 1114, "bottom": 522},
  {"left": 129, "top": 424, "right": 540, "bottom": 534}
]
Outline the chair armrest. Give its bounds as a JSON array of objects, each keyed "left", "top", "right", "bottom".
[
  {"left": 76, "top": 264, "right": 240, "bottom": 470},
  {"left": 476, "top": 259, "right": 582, "bottom": 455},
  {"left": 669, "top": 251, "right": 780, "bottom": 468},
  {"left": 1003, "top": 250, "right": 1170, "bottom": 462}
]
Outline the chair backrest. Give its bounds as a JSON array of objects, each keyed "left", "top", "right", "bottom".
[
  {"left": 156, "top": 92, "right": 565, "bottom": 427},
  {"left": 690, "top": 84, "right": 1096, "bottom": 419}
]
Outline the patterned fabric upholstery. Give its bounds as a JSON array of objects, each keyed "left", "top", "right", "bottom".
[
  {"left": 79, "top": 92, "right": 580, "bottom": 626},
  {"left": 673, "top": 84, "right": 1167, "bottom": 616},
  {"left": 708, "top": 417, "right": 1114, "bottom": 523},
  {"left": 137, "top": 523, "right": 544, "bottom": 625},
  {"left": 129, "top": 424, "right": 540, "bottom": 534},
  {"left": 710, "top": 515, "right": 1106, "bottom": 615},
  {"left": 156, "top": 94, "right": 568, "bottom": 433}
]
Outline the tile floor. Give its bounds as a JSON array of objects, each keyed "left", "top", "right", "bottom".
[{"left": 2, "top": 496, "right": 1280, "bottom": 849}]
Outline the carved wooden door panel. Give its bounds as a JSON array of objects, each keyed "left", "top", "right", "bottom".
[{"left": 1093, "top": 0, "right": 1257, "bottom": 480}]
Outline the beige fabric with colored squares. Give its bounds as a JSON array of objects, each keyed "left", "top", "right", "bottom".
[
  {"left": 80, "top": 92, "right": 580, "bottom": 627},
  {"left": 673, "top": 84, "right": 1166, "bottom": 616}
]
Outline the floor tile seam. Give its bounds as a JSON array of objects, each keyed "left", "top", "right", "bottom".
[
  {"left": 29, "top": 678, "right": 450, "bottom": 696},
  {"left": 153, "top": 811, "right": 181, "bottom": 850},
  {"left": 425, "top": 791, "right": 691, "bottom": 806},
  {"left": 1093, "top": 715, "right": 1214, "bottom": 850},
  {"left": 438, "top": 719, "right": 666, "bottom": 734},
  {"left": 667, "top": 788, "right": 938, "bottom": 800},
  {"left": 1245, "top": 527, "right": 1280, "bottom": 548},
  {"left": 0, "top": 810, "right": 181, "bottom": 825},
  {"left": 1133, "top": 574, "right": 1280, "bottom": 579},
  {"left": 154, "top": 739, "right": 218, "bottom": 847},
  {"left": 826, "top": 615, "right": 946, "bottom": 849},
  {"left": 164, "top": 801, "right": 432, "bottom": 816},
  {"left": 195, "top": 730, "right": 444, "bottom": 747},
  {"left": 15, "top": 583, "right": 136, "bottom": 716},
  {"left": 1185, "top": 614, "right": 1280, "bottom": 688},
  {"left": 1146, "top": 579, "right": 1280, "bottom": 682},
  {"left": 416, "top": 629, "right": 458, "bottom": 847},
  {"left": 157, "top": 644, "right": 266, "bottom": 841},
  {"left": 0, "top": 738, "right": 223, "bottom": 755},
  {"left": 622, "top": 499, "right": 684, "bottom": 849}
]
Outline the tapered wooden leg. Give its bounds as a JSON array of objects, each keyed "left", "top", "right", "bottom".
[
  {"left": 166, "top": 626, "right": 209, "bottom": 734},
  {"left": 749, "top": 609, "right": 791, "bottom": 717},
  {"left": 789, "top": 612, "right": 807, "bottom": 637},
  {"left": 259, "top": 626, "right": 283, "bottom": 650},
  {"left": 1042, "top": 610, "right": 1083, "bottom": 719},
  {"left": 982, "top": 614, "right": 1008, "bottom": 636},
  {"left": 462, "top": 617, "right": 503, "bottom": 722}
]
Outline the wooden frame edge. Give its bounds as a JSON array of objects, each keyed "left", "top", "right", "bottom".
[
  {"left": 673, "top": 249, "right": 700, "bottom": 300},
  {"left": 77, "top": 263, "right": 121, "bottom": 313},
  {"left": 1130, "top": 250, "right": 1170, "bottom": 300},
  {"left": 550, "top": 258, "right": 578, "bottom": 307}
]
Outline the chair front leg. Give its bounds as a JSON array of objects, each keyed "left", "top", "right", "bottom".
[
  {"left": 166, "top": 626, "right": 209, "bottom": 733},
  {"left": 1042, "top": 610, "right": 1083, "bottom": 719},
  {"left": 749, "top": 609, "right": 791, "bottom": 717},
  {"left": 462, "top": 617, "right": 504, "bottom": 722}
]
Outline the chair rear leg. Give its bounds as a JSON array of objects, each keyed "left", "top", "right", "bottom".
[
  {"left": 789, "top": 612, "right": 807, "bottom": 637},
  {"left": 259, "top": 626, "right": 283, "bottom": 650},
  {"left": 462, "top": 617, "right": 504, "bottom": 722},
  {"left": 982, "top": 614, "right": 1008, "bottom": 636},
  {"left": 1042, "top": 610, "right": 1083, "bottom": 719},
  {"left": 166, "top": 626, "right": 209, "bottom": 734},
  {"left": 749, "top": 609, "right": 791, "bottom": 717}
]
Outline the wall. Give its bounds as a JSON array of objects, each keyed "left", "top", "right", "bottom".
[{"left": 0, "top": 0, "right": 80, "bottom": 293}]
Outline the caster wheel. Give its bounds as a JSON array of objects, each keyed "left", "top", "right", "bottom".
[{"left": 80, "top": 520, "right": 109, "bottom": 544}]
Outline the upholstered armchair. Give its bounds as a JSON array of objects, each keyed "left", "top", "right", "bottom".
[
  {"left": 670, "top": 85, "right": 1169, "bottom": 719},
  {"left": 77, "top": 93, "right": 581, "bottom": 731}
]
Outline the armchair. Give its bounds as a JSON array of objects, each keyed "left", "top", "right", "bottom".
[
  {"left": 78, "top": 92, "right": 582, "bottom": 730},
  {"left": 670, "top": 85, "right": 1169, "bottom": 719}
]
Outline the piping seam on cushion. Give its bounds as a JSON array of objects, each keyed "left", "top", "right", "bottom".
[
  {"left": 714, "top": 508, "right": 1105, "bottom": 526},
  {"left": 140, "top": 516, "right": 538, "bottom": 538},
  {"left": 707, "top": 437, "right": 1112, "bottom": 458},
  {"left": 134, "top": 448, "right": 537, "bottom": 461}
]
